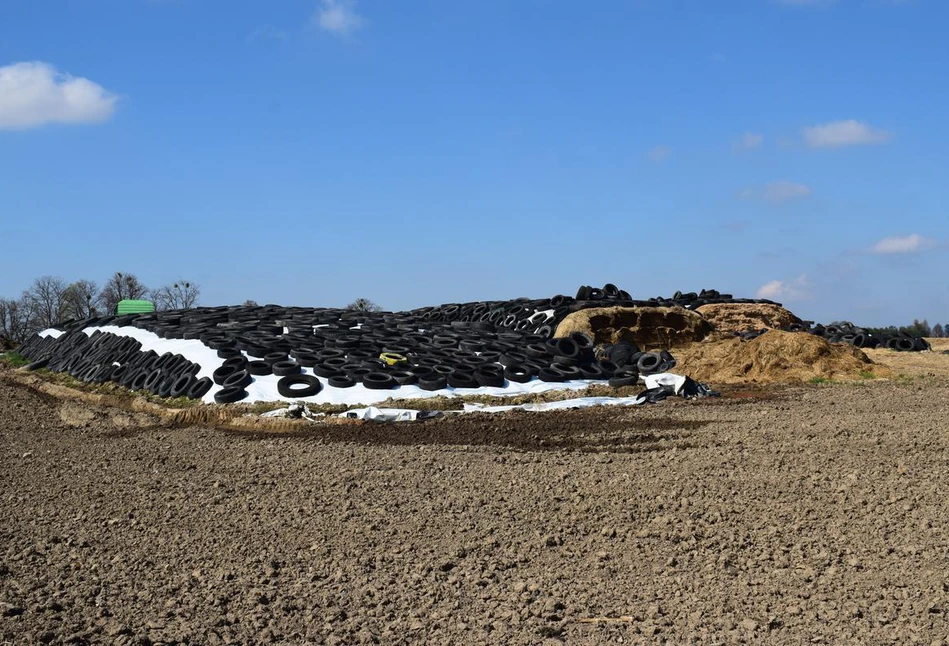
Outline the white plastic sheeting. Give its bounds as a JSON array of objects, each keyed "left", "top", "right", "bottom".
[{"left": 75, "top": 325, "right": 615, "bottom": 406}]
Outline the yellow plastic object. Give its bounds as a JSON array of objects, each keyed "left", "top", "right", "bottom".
[{"left": 379, "top": 352, "right": 408, "bottom": 366}]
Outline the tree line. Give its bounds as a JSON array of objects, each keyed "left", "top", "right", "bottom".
[
  {"left": 864, "top": 319, "right": 948, "bottom": 339},
  {"left": 0, "top": 272, "right": 199, "bottom": 347}
]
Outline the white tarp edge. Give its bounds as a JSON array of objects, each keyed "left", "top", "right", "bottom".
[{"left": 71, "top": 325, "right": 611, "bottom": 407}]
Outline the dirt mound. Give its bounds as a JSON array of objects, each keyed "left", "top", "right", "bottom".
[
  {"left": 554, "top": 306, "right": 712, "bottom": 349},
  {"left": 676, "top": 330, "right": 890, "bottom": 384},
  {"left": 696, "top": 302, "right": 802, "bottom": 335}
]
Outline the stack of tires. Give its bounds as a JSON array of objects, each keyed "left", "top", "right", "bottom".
[
  {"left": 16, "top": 330, "right": 213, "bottom": 400},
  {"left": 808, "top": 323, "right": 930, "bottom": 352},
  {"left": 15, "top": 302, "right": 684, "bottom": 402}
]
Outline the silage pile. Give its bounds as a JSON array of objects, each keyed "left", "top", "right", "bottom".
[
  {"left": 674, "top": 330, "right": 891, "bottom": 384},
  {"left": 694, "top": 303, "right": 803, "bottom": 336},
  {"left": 553, "top": 307, "right": 713, "bottom": 349}
]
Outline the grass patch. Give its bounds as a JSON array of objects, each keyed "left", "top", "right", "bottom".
[
  {"left": 808, "top": 376, "right": 835, "bottom": 385},
  {"left": 0, "top": 352, "right": 30, "bottom": 368},
  {"left": 858, "top": 370, "right": 876, "bottom": 380}
]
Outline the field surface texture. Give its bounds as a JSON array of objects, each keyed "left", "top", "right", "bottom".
[{"left": 3, "top": 371, "right": 949, "bottom": 645}]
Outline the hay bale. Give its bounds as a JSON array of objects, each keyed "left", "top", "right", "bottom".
[
  {"left": 554, "top": 306, "right": 713, "bottom": 349},
  {"left": 675, "top": 330, "right": 890, "bottom": 384},
  {"left": 695, "top": 302, "right": 802, "bottom": 335}
]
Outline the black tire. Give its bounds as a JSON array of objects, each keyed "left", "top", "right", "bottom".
[
  {"left": 448, "top": 370, "right": 479, "bottom": 389},
  {"left": 390, "top": 370, "right": 418, "bottom": 386},
  {"left": 552, "top": 364, "right": 582, "bottom": 380},
  {"left": 538, "top": 367, "right": 566, "bottom": 383},
  {"left": 187, "top": 377, "right": 213, "bottom": 399},
  {"left": 247, "top": 360, "right": 273, "bottom": 376},
  {"left": 157, "top": 376, "right": 175, "bottom": 398},
  {"left": 213, "top": 364, "right": 241, "bottom": 385},
  {"left": 144, "top": 368, "right": 164, "bottom": 392},
  {"left": 609, "top": 372, "right": 639, "bottom": 388},
  {"left": 170, "top": 374, "right": 194, "bottom": 398},
  {"left": 277, "top": 374, "right": 322, "bottom": 398},
  {"left": 92, "top": 365, "right": 115, "bottom": 384},
  {"left": 264, "top": 352, "right": 288, "bottom": 365},
  {"left": 474, "top": 365, "right": 505, "bottom": 387},
  {"left": 578, "top": 364, "right": 604, "bottom": 379},
  {"left": 552, "top": 337, "right": 580, "bottom": 359},
  {"left": 637, "top": 352, "right": 662, "bottom": 374},
  {"left": 25, "top": 358, "right": 49, "bottom": 371},
  {"left": 525, "top": 343, "right": 552, "bottom": 359},
  {"left": 571, "top": 332, "right": 594, "bottom": 351},
  {"left": 130, "top": 370, "right": 150, "bottom": 391},
  {"left": 295, "top": 352, "right": 320, "bottom": 367},
  {"left": 410, "top": 365, "right": 435, "bottom": 378},
  {"left": 272, "top": 360, "right": 301, "bottom": 376},
  {"left": 418, "top": 375, "right": 448, "bottom": 391},
  {"left": 328, "top": 375, "right": 356, "bottom": 389},
  {"left": 214, "top": 386, "right": 248, "bottom": 404},
  {"left": 221, "top": 356, "right": 248, "bottom": 370},
  {"left": 896, "top": 338, "right": 915, "bottom": 352},
  {"left": 110, "top": 363, "right": 130, "bottom": 382},
  {"left": 363, "top": 372, "right": 397, "bottom": 390},
  {"left": 535, "top": 324, "right": 554, "bottom": 338},
  {"left": 503, "top": 364, "right": 533, "bottom": 383},
  {"left": 217, "top": 348, "right": 242, "bottom": 360},
  {"left": 606, "top": 342, "right": 640, "bottom": 367},
  {"left": 313, "top": 364, "right": 344, "bottom": 378},
  {"left": 499, "top": 351, "right": 529, "bottom": 367},
  {"left": 223, "top": 369, "right": 253, "bottom": 390}
]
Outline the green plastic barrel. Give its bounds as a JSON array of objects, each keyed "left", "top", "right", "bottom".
[{"left": 116, "top": 299, "right": 155, "bottom": 315}]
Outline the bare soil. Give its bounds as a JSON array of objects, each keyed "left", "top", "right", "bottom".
[{"left": 4, "top": 365, "right": 949, "bottom": 645}]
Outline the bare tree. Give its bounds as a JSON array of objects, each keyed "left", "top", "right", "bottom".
[
  {"left": 242, "top": 299, "right": 259, "bottom": 307},
  {"left": 152, "top": 280, "right": 200, "bottom": 311},
  {"left": 346, "top": 297, "right": 382, "bottom": 312},
  {"left": 0, "top": 296, "right": 36, "bottom": 347},
  {"left": 61, "top": 279, "right": 99, "bottom": 320},
  {"left": 98, "top": 272, "right": 149, "bottom": 314},
  {"left": 22, "top": 275, "right": 67, "bottom": 330}
]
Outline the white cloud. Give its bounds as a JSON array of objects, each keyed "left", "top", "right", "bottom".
[
  {"left": 756, "top": 275, "right": 810, "bottom": 301},
  {"left": 868, "top": 233, "right": 935, "bottom": 254},
  {"left": 738, "top": 181, "right": 811, "bottom": 204},
  {"left": 648, "top": 145, "right": 670, "bottom": 161},
  {"left": 733, "top": 132, "right": 763, "bottom": 152},
  {"left": 802, "top": 119, "right": 891, "bottom": 148},
  {"left": 313, "top": 0, "right": 363, "bottom": 35},
  {"left": 0, "top": 61, "right": 117, "bottom": 130}
]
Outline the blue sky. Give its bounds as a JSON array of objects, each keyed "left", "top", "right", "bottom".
[{"left": 1, "top": 0, "right": 946, "bottom": 325}]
